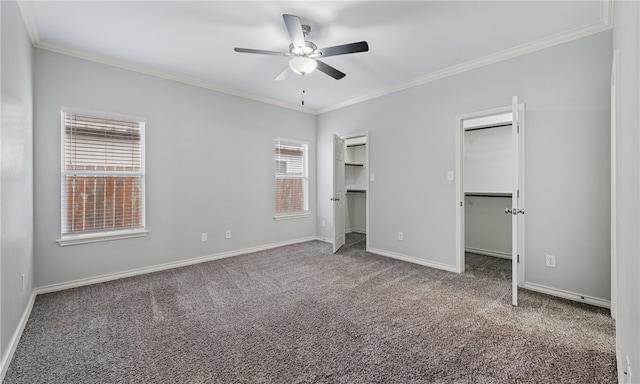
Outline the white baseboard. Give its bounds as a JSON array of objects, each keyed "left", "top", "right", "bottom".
[
  {"left": 36, "top": 236, "right": 320, "bottom": 295},
  {"left": 346, "top": 229, "right": 366, "bottom": 235},
  {"left": 0, "top": 291, "right": 37, "bottom": 382},
  {"left": 522, "top": 282, "right": 611, "bottom": 309},
  {"left": 368, "top": 247, "right": 458, "bottom": 273},
  {"left": 317, "top": 237, "right": 333, "bottom": 244},
  {"left": 465, "top": 247, "right": 512, "bottom": 260}
]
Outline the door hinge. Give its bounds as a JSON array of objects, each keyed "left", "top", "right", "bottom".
[
  {"left": 517, "top": 123, "right": 520, "bottom": 133},
  {"left": 460, "top": 201, "right": 463, "bottom": 207},
  {"left": 517, "top": 189, "right": 520, "bottom": 198},
  {"left": 517, "top": 254, "right": 520, "bottom": 263}
]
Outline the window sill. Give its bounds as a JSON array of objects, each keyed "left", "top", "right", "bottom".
[
  {"left": 274, "top": 212, "right": 311, "bottom": 221},
  {"left": 57, "top": 229, "right": 149, "bottom": 246}
]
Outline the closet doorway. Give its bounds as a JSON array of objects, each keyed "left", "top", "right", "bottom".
[
  {"left": 455, "top": 97, "right": 525, "bottom": 306},
  {"left": 332, "top": 132, "right": 369, "bottom": 253}
]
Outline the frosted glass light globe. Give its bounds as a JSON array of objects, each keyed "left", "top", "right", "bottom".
[{"left": 289, "top": 57, "right": 317, "bottom": 75}]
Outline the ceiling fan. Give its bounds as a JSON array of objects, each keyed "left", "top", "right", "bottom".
[{"left": 234, "top": 14, "right": 369, "bottom": 81}]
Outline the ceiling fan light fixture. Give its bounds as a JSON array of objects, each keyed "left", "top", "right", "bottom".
[{"left": 289, "top": 57, "right": 317, "bottom": 75}]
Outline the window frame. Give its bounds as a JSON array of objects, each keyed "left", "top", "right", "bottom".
[
  {"left": 57, "top": 108, "right": 148, "bottom": 246},
  {"left": 274, "top": 137, "right": 310, "bottom": 221}
]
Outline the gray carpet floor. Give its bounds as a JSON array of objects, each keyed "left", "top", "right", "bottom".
[{"left": 5, "top": 233, "right": 616, "bottom": 383}]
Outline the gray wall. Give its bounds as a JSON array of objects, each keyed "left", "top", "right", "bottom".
[
  {"left": 346, "top": 193, "right": 366, "bottom": 234},
  {"left": 1, "top": 0, "right": 34, "bottom": 368},
  {"left": 34, "top": 50, "right": 317, "bottom": 287},
  {"left": 613, "top": 0, "right": 640, "bottom": 378},
  {"left": 464, "top": 125, "right": 512, "bottom": 194},
  {"left": 317, "top": 31, "right": 612, "bottom": 302},
  {"left": 465, "top": 196, "right": 511, "bottom": 257}
]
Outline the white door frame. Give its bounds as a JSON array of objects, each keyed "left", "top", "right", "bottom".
[
  {"left": 610, "top": 49, "right": 618, "bottom": 320},
  {"left": 335, "top": 131, "right": 370, "bottom": 251},
  {"left": 455, "top": 104, "right": 526, "bottom": 287}
]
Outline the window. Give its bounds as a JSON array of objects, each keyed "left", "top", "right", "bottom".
[
  {"left": 58, "top": 110, "right": 147, "bottom": 245},
  {"left": 274, "top": 138, "right": 309, "bottom": 219}
]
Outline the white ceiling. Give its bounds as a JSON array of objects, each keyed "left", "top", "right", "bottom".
[{"left": 18, "top": 1, "right": 611, "bottom": 114}]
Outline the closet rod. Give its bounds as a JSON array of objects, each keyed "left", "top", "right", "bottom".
[{"left": 464, "top": 122, "right": 512, "bottom": 132}]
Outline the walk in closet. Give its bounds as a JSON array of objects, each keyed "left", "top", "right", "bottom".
[
  {"left": 464, "top": 113, "right": 512, "bottom": 259},
  {"left": 344, "top": 136, "right": 367, "bottom": 234}
]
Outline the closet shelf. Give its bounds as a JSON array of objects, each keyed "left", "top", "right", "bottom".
[
  {"left": 345, "top": 163, "right": 364, "bottom": 167},
  {"left": 346, "top": 143, "right": 366, "bottom": 148},
  {"left": 465, "top": 192, "right": 512, "bottom": 197},
  {"left": 347, "top": 189, "right": 366, "bottom": 193}
]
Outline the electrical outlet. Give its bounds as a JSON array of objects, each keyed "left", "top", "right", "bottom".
[
  {"left": 370, "top": 173, "right": 375, "bottom": 182},
  {"left": 322, "top": 220, "right": 326, "bottom": 227},
  {"left": 398, "top": 232, "right": 404, "bottom": 241},
  {"left": 225, "top": 230, "right": 231, "bottom": 239},
  {"left": 447, "top": 171, "right": 454, "bottom": 181},
  {"left": 545, "top": 254, "right": 556, "bottom": 268},
  {"left": 201, "top": 233, "right": 207, "bottom": 242}
]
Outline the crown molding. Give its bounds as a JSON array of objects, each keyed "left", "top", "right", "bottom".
[
  {"left": 601, "top": 0, "right": 614, "bottom": 28},
  {"left": 17, "top": 1, "right": 315, "bottom": 114},
  {"left": 16, "top": 1, "right": 41, "bottom": 44},
  {"left": 319, "top": 17, "right": 613, "bottom": 114},
  {"left": 18, "top": 0, "right": 613, "bottom": 116},
  {"left": 35, "top": 41, "right": 316, "bottom": 115}
]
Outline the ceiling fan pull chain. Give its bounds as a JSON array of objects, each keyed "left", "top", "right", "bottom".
[{"left": 302, "top": 89, "right": 305, "bottom": 106}]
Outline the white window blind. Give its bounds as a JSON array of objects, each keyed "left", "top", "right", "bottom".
[
  {"left": 62, "top": 111, "right": 145, "bottom": 236},
  {"left": 275, "top": 139, "right": 308, "bottom": 216}
]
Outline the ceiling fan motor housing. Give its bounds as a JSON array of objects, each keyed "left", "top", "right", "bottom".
[{"left": 289, "top": 41, "right": 317, "bottom": 57}]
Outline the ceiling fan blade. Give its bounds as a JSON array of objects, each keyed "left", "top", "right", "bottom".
[
  {"left": 316, "top": 60, "right": 346, "bottom": 80},
  {"left": 234, "top": 48, "right": 287, "bottom": 56},
  {"left": 317, "top": 41, "right": 369, "bottom": 58},
  {"left": 283, "top": 14, "right": 306, "bottom": 48},
  {"left": 275, "top": 66, "right": 292, "bottom": 81}
]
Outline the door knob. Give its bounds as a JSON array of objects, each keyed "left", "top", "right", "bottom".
[
  {"left": 330, "top": 197, "right": 340, "bottom": 202},
  {"left": 505, "top": 208, "right": 513, "bottom": 214}
]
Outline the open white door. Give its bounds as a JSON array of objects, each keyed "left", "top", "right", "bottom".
[
  {"left": 333, "top": 134, "right": 346, "bottom": 253},
  {"left": 510, "top": 96, "right": 522, "bottom": 306}
]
